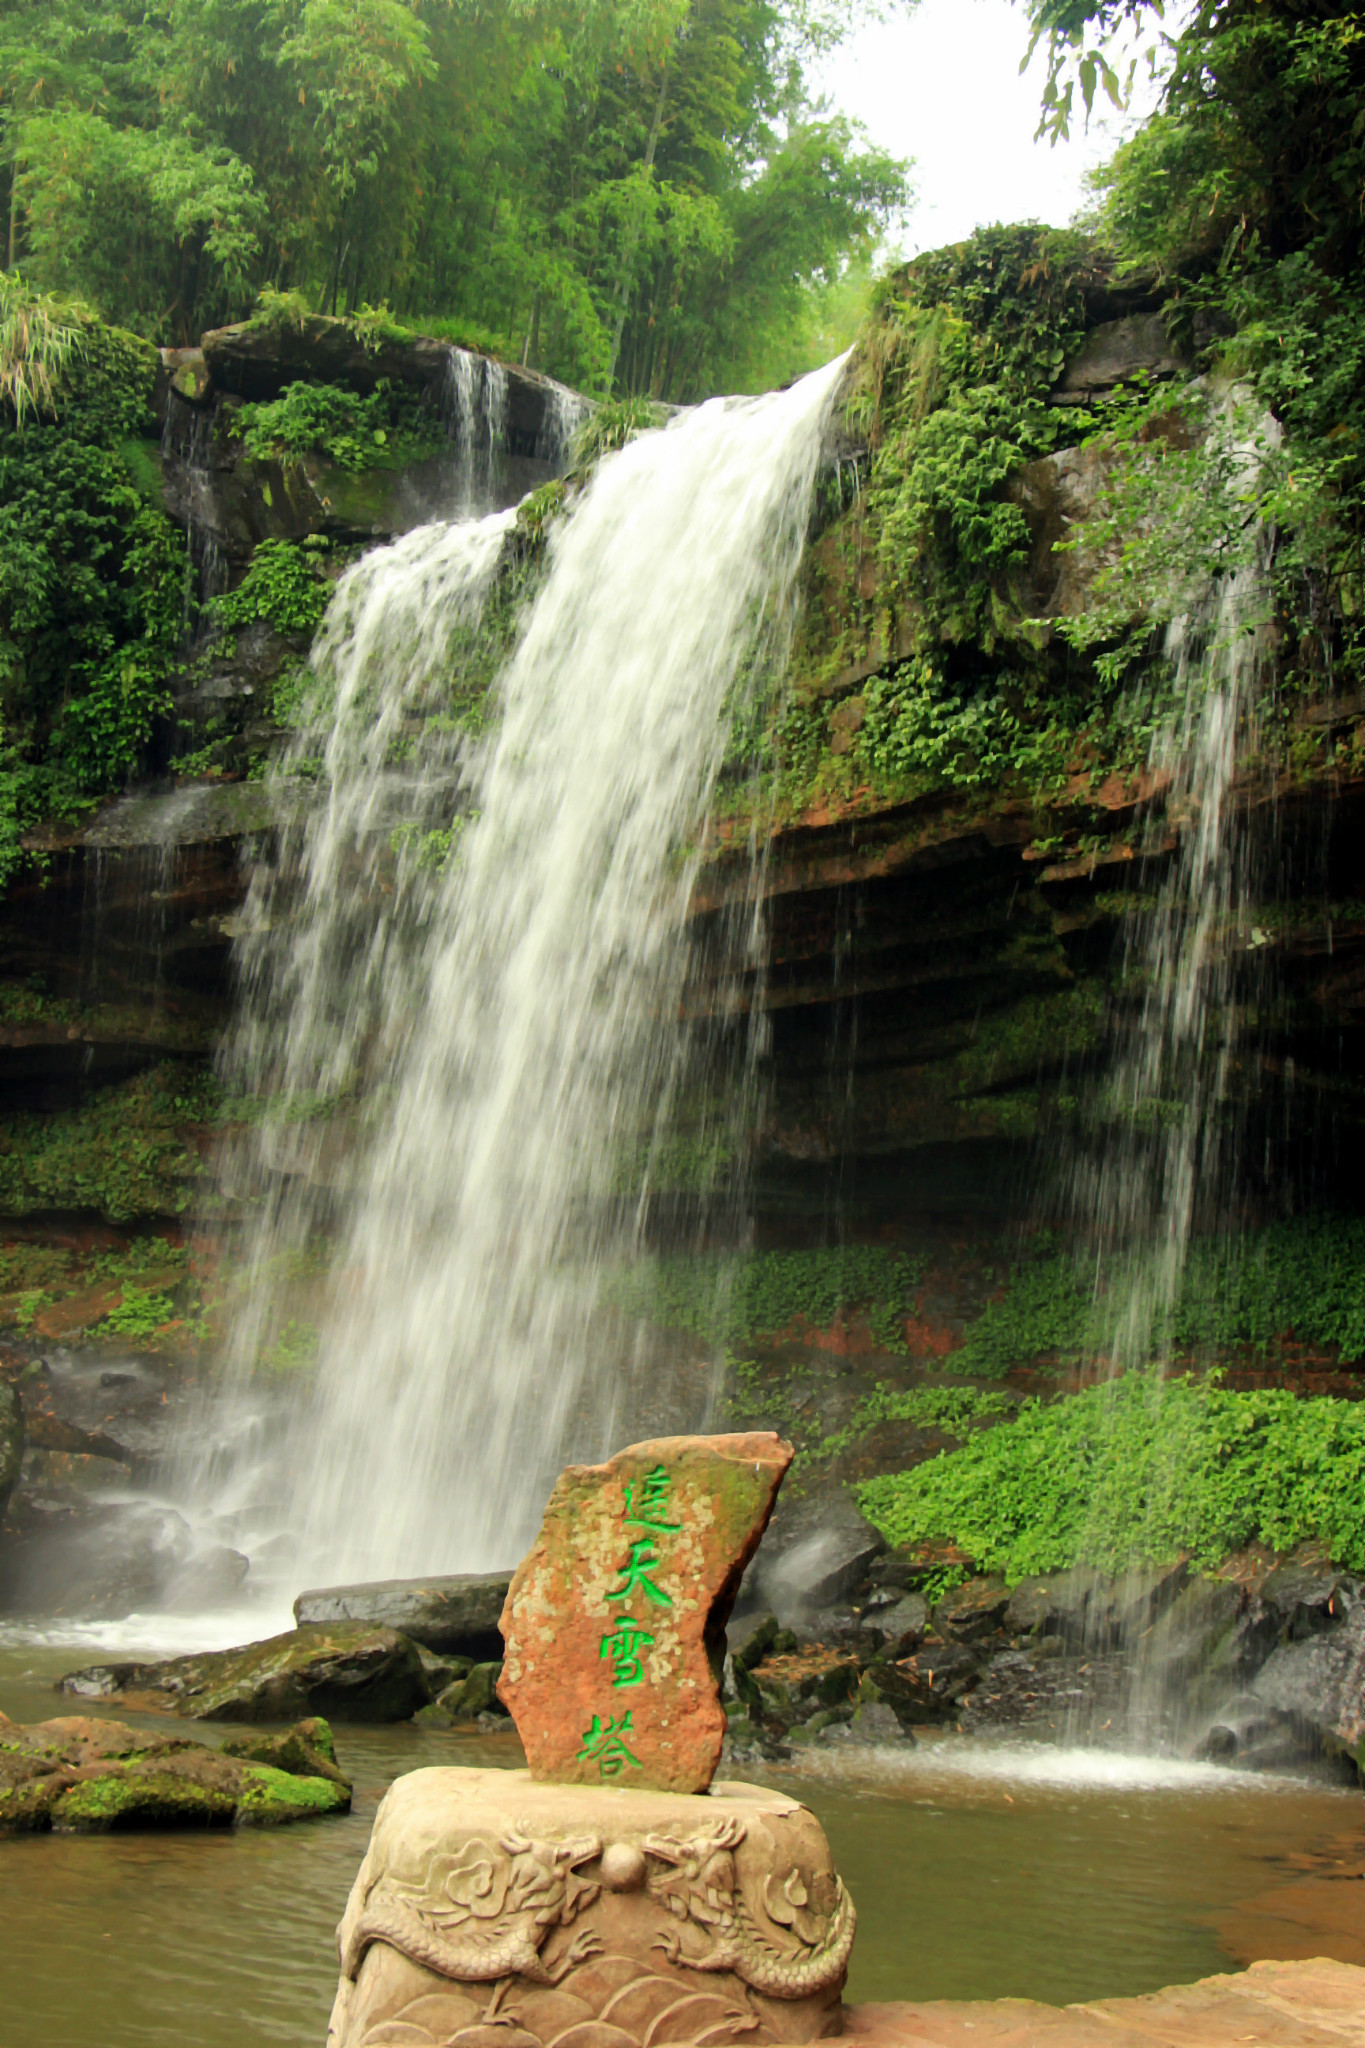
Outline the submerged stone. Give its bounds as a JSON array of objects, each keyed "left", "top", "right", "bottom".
[{"left": 499, "top": 1431, "right": 792, "bottom": 1794}]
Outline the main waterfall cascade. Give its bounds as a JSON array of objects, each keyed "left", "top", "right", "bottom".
[{"left": 208, "top": 355, "right": 850, "bottom": 1587}]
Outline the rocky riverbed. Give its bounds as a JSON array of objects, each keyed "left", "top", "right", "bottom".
[{"left": 45, "top": 1525, "right": 1365, "bottom": 1788}]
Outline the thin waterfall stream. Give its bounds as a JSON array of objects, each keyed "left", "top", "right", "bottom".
[{"left": 205, "top": 355, "right": 849, "bottom": 1586}]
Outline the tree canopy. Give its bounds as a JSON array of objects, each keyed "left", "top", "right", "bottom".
[{"left": 0, "top": 0, "right": 913, "bottom": 398}]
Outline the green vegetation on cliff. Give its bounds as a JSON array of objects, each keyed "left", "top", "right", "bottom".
[
  {"left": 607, "top": 1243, "right": 924, "bottom": 1353},
  {"left": 957, "top": 1217, "right": 1365, "bottom": 1377},
  {"left": 858, "top": 1370, "right": 1365, "bottom": 1580},
  {"left": 0, "top": 284, "right": 188, "bottom": 876},
  {"left": 752, "top": 1, "right": 1365, "bottom": 825}
]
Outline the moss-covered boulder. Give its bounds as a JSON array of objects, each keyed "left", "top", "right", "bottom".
[
  {"left": 59, "top": 1622, "right": 430, "bottom": 1723},
  {"left": 0, "top": 1711, "right": 350, "bottom": 1833},
  {"left": 219, "top": 1713, "right": 349, "bottom": 1783}
]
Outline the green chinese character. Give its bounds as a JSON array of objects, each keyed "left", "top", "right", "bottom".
[
  {"left": 623, "top": 1462, "right": 681, "bottom": 1535},
  {"left": 606, "top": 1538, "right": 673, "bottom": 1608},
  {"left": 576, "top": 1711, "right": 641, "bottom": 1779},
  {"left": 601, "top": 1617, "right": 654, "bottom": 1687}
]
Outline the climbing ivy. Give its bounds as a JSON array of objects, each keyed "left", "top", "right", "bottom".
[
  {"left": 809, "top": 1384, "right": 1016, "bottom": 1464},
  {"left": 956, "top": 1216, "right": 1365, "bottom": 1378}
]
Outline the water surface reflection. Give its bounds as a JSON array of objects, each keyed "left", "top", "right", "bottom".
[{"left": 2, "top": 1648, "right": 1361, "bottom": 2048}]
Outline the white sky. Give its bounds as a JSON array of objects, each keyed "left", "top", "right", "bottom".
[{"left": 814, "top": 0, "right": 1170, "bottom": 257}]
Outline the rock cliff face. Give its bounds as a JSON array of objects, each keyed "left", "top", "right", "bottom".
[
  {"left": 2, "top": 292, "right": 1363, "bottom": 1241},
  {"left": 160, "top": 314, "right": 579, "bottom": 587}
]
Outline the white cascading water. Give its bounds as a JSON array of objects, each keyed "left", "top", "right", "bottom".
[
  {"left": 218, "top": 355, "right": 847, "bottom": 1585},
  {"left": 443, "top": 348, "right": 509, "bottom": 509},
  {"left": 1070, "top": 563, "right": 1267, "bottom": 1382}
]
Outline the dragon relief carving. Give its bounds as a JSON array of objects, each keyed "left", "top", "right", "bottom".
[
  {"left": 643, "top": 1817, "right": 856, "bottom": 1998},
  {"left": 342, "top": 1830, "right": 603, "bottom": 1988}
]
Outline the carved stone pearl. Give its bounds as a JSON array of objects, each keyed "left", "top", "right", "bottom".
[{"left": 599, "top": 1842, "right": 647, "bottom": 1892}]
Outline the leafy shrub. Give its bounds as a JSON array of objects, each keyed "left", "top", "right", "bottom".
[
  {"left": 0, "top": 289, "right": 188, "bottom": 863},
  {"left": 231, "top": 378, "right": 442, "bottom": 473},
  {"left": 211, "top": 540, "right": 329, "bottom": 637},
  {"left": 96, "top": 1285, "right": 176, "bottom": 1338},
  {"left": 858, "top": 1371, "right": 1365, "bottom": 1580}
]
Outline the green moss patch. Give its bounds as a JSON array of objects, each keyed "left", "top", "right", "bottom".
[
  {"left": 234, "top": 1762, "right": 350, "bottom": 1824},
  {"left": 0, "top": 1061, "right": 209, "bottom": 1222},
  {"left": 51, "top": 1766, "right": 237, "bottom": 1831}
]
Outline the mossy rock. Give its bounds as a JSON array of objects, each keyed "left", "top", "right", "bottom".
[
  {"left": 220, "top": 1714, "right": 350, "bottom": 1785},
  {"left": 0, "top": 1714, "right": 350, "bottom": 1833},
  {"left": 234, "top": 1762, "right": 350, "bottom": 1825},
  {"left": 435, "top": 1659, "right": 505, "bottom": 1720},
  {"left": 61, "top": 1623, "right": 432, "bottom": 1723}
]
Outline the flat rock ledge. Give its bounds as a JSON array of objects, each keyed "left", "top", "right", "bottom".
[
  {"left": 0, "top": 1709, "right": 350, "bottom": 1833},
  {"left": 59, "top": 1622, "right": 432, "bottom": 1723},
  {"left": 844, "top": 1958, "right": 1365, "bottom": 2047},
  {"left": 293, "top": 1570, "right": 511, "bottom": 1657}
]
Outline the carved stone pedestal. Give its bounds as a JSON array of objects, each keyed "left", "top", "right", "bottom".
[{"left": 328, "top": 1766, "right": 853, "bottom": 2048}]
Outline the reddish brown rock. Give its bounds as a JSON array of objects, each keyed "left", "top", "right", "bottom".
[{"left": 499, "top": 1431, "right": 792, "bottom": 1794}]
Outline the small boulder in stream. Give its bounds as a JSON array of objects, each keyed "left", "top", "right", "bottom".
[
  {"left": 59, "top": 1621, "right": 430, "bottom": 1723},
  {"left": 0, "top": 1708, "right": 350, "bottom": 1833},
  {"left": 292, "top": 1570, "right": 510, "bottom": 1656}
]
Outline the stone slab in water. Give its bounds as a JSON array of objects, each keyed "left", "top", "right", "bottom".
[
  {"left": 842, "top": 1958, "right": 1365, "bottom": 2047},
  {"left": 499, "top": 1431, "right": 792, "bottom": 1794},
  {"left": 293, "top": 1569, "right": 510, "bottom": 1654},
  {"left": 0, "top": 1707, "right": 349, "bottom": 1832},
  {"left": 328, "top": 1762, "right": 852, "bottom": 2048},
  {"left": 58, "top": 1622, "right": 429, "bottom": 1723}
]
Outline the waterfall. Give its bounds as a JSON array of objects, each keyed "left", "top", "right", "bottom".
[
  {"left": 213, "top": 356, "right": 848, "bottom": 1586},
  {"left": 1043, "top": 504, "right": 1275, "bottom": 1746},
  {"left": 1066, "top": 562, "right": 1269, "bottom": 1384},
  {"left": 535, "top": 379, "right": 592, "bottom": 469},
  {"left": 442, "top": 348, "right": 510, "bottom": 508}
]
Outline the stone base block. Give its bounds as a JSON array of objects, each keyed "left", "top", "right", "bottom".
[{"left": 328, "top": 1767, "right": 853, "bottom": 2048}]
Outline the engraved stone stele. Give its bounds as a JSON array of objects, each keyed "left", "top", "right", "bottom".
[
  {"left": 327, "top": 1765, "right": 853, "bottom": 2048},
  {"left": 498, "top": 1431, "right": 793, "bottom": 1796},
  {"left": 325, "top": 1432, "right": 856, "bottom": 2048}
]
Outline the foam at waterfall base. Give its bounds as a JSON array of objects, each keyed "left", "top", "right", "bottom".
[{"left": 788, "top": 1734, "right": 1356, "bottom": 1800}]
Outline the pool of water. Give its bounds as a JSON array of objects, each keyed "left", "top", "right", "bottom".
[{"left": 2, "top": 1642, "right": 1363, "bottom": 2048}]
